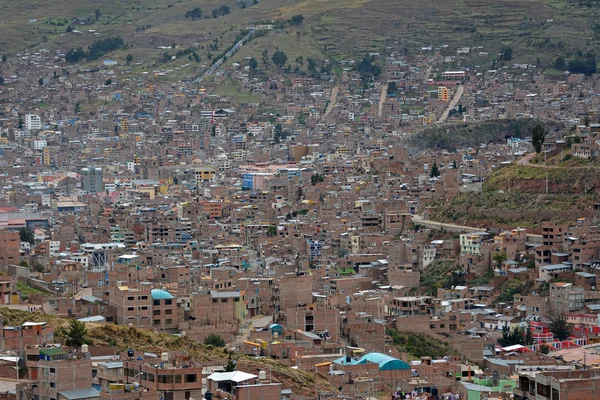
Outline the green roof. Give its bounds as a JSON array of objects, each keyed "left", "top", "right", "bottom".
[{"left": 40, "top": 348, "right": 67, "bottom": 356}]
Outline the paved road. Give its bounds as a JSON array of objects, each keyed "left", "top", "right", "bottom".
[
  {"left": 436, "top": 84, "right": 464, "bottom": 124},
  {"left": 412, "top": 214, "right": 542, "bottom": 241},
  {"left": 517, "top": 151, "right": 600, "bottom": 169},
  {"left": 194, "top": 29, "right": 255, "bottom": 84},
  {"left": 423, "top": 65, "right": 432, "bottom": 84}
]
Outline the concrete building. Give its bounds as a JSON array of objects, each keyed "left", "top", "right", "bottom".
[
  {"left": 438, "top": 86, "right": 449, "bottom": 101},
  {"left": 25, "top": 114, "right": 42, "bottom": 131},
  {"left": 81, "top": 167, "right": 104, "bottom": 194},
  {"left": 549, "top": 282, "right": 585, "bottom": 314}
]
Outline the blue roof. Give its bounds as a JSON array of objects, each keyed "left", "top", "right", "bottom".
[
  {"left": 333, "top": 352, "right": 410, "bottom": 371},
  {"left": 151, "top": 289, "right": 174, "bottom": 300}
]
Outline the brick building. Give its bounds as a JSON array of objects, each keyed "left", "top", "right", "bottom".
[{"left": 0, "top": 230, "right": 20, "bottom": 267}]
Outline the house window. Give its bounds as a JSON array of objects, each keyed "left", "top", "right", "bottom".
[
  {"left": 153, "top": 300, "right": 160, "bottom": 306},
  {"left": 165, "top": 309, "right": 172, "bottom": 315},
  {"left": 128, "top": 297, "right": 134, "bottom": 301},
  {"left": 153, "top": 320, "right": 160, "bottom": 326},
  {"left": 165, "top": 299, "right": 172, "bottom": 305},
  {"left": 185, "top": 374, "right": 197, "bottom": 383}
]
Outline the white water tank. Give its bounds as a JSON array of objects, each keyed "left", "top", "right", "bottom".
[
  {"left": 81, "top": 344, "right": 89, "bottom": 353},
  {"left": 258, "top": 370, "right": 267, "bottom": 380},
  {"left": 161, "top": 352, "right": 169, "bottom": 362}
]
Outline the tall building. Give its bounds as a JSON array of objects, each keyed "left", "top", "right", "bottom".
[
  {"left": 0, "top": 230, "right": 20, "bottom": 267},
  {"left": 25, "top": 114, "right": 42, "bottom": 131},
  {"left": 438, "top": 86, "right": 449, "bottom": 101},
  {"left": 81, "top": 167, "right": 104, "bottom": 194}
]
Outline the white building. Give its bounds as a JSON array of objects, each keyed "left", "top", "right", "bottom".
[
  {"left": 25, "top": 114, "right": 42, "bottom": 131},
  {"left": 33, "top": 140, "right": 47, "bottom": 150}
]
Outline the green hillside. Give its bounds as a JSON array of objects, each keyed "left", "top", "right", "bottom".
[{"left": 4, "top": 0, "right": 600, "bottom": 68}]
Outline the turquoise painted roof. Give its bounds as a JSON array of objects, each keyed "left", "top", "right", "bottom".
[
  {"left": 151, "top": 289, "right": 174, "bottom": 300},
  {"left": 333, "top": 352, "right": 410, "bottom": 371}
]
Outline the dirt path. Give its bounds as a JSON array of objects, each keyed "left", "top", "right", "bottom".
[
  {"left": 322, "top": 85, "right": 339, "bottom": 119},
  {"left": 377, "top": 84, "right": 387, "bottom": 118},
  {"left": 436, "top": 85, "right": 463, "bottom": 124}
]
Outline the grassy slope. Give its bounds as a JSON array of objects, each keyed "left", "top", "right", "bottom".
[
  {"left": 0, "top": 307, "right": 332, "bottom": 395},
  {"left": 430, "top": 189, "right": 595, "bottom": 230},
  {"left": 3, "top": 0, "right": 600, "bottom": 69},
  {"left": 387, "top": 328, "right": 458, "bottom": 360}
]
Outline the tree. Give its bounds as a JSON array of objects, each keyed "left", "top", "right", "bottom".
[
  {"left": 1, "top": 55, "right": 6, "bottom": 62},
  {"left": 248, "top": 57, "right": 258, "bottom": 70},
  {"left": 267, "top": 225, "right": 277, "bottom": 237},
  {"left": 19, "top": 227, "right": 35, "bottom": 245},
  {"left": 554, "top": 56, "right": 566, "bottom": 70},
  {"left": 126, "top": 54, "right": 133, "bottom": 65},
  {"left": 66, "top": 26, "right": 73, "bottom": 33},
  {"left": 290, "top": 14, "right": 304, "bottom": 25},
  {"left": 387, "top": 82, "right": 398, "bottom": 95},
  {"left": 531, "top": 121, "right": 547, "bottom": 154},
  {"left": 501, "top": 47, "right": 513, "bottom": 61},
  {"left": 429, "top": 162, "right": 440, "bottom": 178},
  {"left": 218, "top": 5, "right": 230, "bottom": 15},
  {"left": 105, "top": 79, "right": 112, "bottom": 86},
  {"left": 224, "top": 354, "right": 236, "bottom": 372},
  {"left": 65, "top": 47, "right": 87, "bottom": 63},
  {"left": 18, "top": 115, "right": 23, "bottom": 129},
  {"left": 64, "top": 319, "right": 89, "bottom": 347},
  {"left": 311, "top": 173, "right": 324, "bottom": 185},
  {"left": 272, "top": 50, "right": 288, "bottom": 68},
  {"left": 95, "top": 9, "right": 101, "bottom": 21},
  {"left": 185, "top": 7, "right": 203, "bottom": 20},
  {"left": 525, "top": 323, "right": 534, "bottom": 345},
  {"left": 0, "top": 77, "right": 4, "bottom": 85},
  {"left": 493, "top": 252, "right": 507, "bottom": 267},
  {"left": 204, "top": 334, "right": 226, "bottom": 347},
  {"left": 273, "top": 124, "right": 284, "bottom": 143},
  {"left": 38, "top": 78, "right": 44, "bottom": 86},
  {"left": 451, "top": 160, "right": 457, "bottom": 169},
  {"left": 549, "top": 313, "right": 572, "bottom": 341},
  {"left": 498, "top": 325, "right": 532, "bottom": 347},
  {"left": 211, "top": 9, "right": 219, "bottom": 18}
]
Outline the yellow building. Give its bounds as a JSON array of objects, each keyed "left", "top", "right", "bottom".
[
  {"left": 42, "top": 147, "right": 50, "bottom": 166},
  {"left": 192, "top": 167, "right": 215, "bottom": 185},
  {"left": 120, "top": 119, "right": 129, "bottom": 133},
  {"left": 438, "top": 86, "right": 450, "bottom": 102}
]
